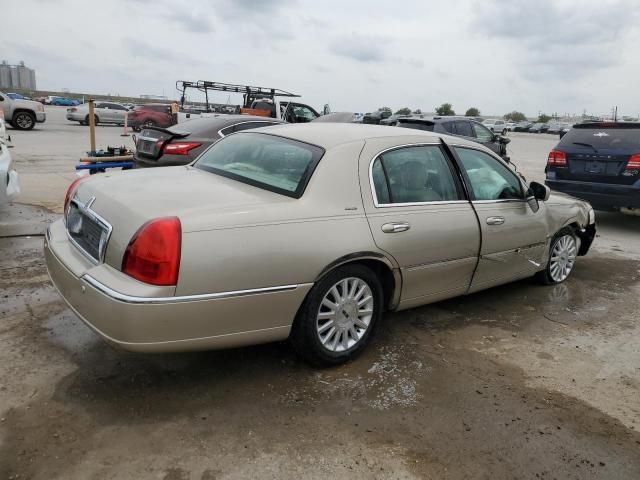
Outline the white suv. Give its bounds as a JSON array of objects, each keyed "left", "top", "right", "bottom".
[{"left": 482, "top": 119, "right": 508, "bottom": 135}]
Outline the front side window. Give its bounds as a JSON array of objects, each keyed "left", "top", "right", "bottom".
[
  {"left": 288, "top": 104, "right": 318, "bottom": 123},
  {"left": 455, "top": 147, "right": 523, "bottom": 201},
  {"left": 472, "top": 123, "right": 494, "bottom": 142},
  {"left": 371, "top": 146, "right": 460, "bottom": 204},
  {"left": 194, "top": 133, "right": 324, "bottom": 198}
]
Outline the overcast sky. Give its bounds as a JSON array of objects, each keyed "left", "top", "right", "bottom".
[{"left": 3, "top": 0, "right": 639, "bottom": 117}]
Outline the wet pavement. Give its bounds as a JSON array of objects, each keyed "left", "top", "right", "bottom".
[{"left": 1, "top": 112, "right": 639, "bottom": 479}]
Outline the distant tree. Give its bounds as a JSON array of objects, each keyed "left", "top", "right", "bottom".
[
  {"left": 395, "top": 107, "right": 412, "bottom": 115},
  {"left": 413, "top": 109, "right": 422, "bottom": 114},
  {"left": 435, "top": 103, "right": 455, "bottom": 116},
  {"left": 465, "top": 107, "right": 480, "bottom": 117},
  {"left": 537, "top": 113, "right": 551, "bottom": 123},
  {"left": 503, "top": 111, "right": 527, "bottom": 122}
]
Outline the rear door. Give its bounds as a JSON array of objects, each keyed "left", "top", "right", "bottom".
[
  {"left": 359, "top": 138, "right": 481, "bottom": 309},
  {"left": 451, "top": 145, "right": 548, "bottom": 291}
]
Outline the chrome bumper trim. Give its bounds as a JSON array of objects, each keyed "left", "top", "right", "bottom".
[{"left": 82, "top": 274, "right": 305, "bottom": 304}]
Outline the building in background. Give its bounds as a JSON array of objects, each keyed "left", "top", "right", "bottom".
[{"left": 0, "top": 61, "right": 37, "bottom": 90}]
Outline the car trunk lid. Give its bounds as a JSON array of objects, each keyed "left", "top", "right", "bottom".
[
  {"left": 71, "top": 166, "right": 296, "bottom": 268},
  {"left": 135, "top": 127, "right": 189, "bottom": 160}
]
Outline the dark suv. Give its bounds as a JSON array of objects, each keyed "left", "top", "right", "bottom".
[
  {"left": 396, "top": 116, "right": 511, "bottom": 161},
  {"left": 545, "top": 122, "right": 640, "bottom": 211}
]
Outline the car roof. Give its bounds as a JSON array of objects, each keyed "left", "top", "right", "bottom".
[
  {"left": 171, "top": 115, "right": 283, "bottom": 133},
  {"left": 254, "top": 122, "right": 480, "bottom": 150}
]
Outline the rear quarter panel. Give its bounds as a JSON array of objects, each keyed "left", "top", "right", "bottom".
[{"left": 175, "top": 140, "right": 390, "bottom": 295}]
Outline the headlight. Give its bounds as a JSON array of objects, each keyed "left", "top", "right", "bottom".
[{"left": 588, "top": 208, "right": 595, "bottom": 225}]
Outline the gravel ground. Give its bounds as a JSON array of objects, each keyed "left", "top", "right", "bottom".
[{"left": 1, "top": 108, "right": 639, "bottom": 479}]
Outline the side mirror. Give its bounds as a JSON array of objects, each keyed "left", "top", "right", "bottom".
[{"left": 530, "top": 181, "right": 550, "bottom": 201}]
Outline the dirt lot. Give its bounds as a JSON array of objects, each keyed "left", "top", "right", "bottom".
[{"left": 1, "top": 108, "right": 639, "bottom": 479}]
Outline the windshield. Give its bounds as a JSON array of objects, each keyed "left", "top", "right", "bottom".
[
  {"left": 559, "top": 126, "right": 640, "bottom": 151},
  {"left": 194, "top": 132, "right": 324, "bottom": 198}
]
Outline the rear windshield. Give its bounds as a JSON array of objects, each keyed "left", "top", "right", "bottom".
[
  {"left": 194, "top": 132, "right": 324, "bottom": 198},
  {"left": 559, "top": 126, "right": 640, "bottom": 151},
  {"left": 168, "top": 117, "right": 227, "bottom": 136},
  {"left": 397, "top": 120, "right": 435, "bottom": 131}
]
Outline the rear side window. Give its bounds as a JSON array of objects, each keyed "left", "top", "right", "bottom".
[
  {"left": 194, "top": 133, "right": 324, "bottom": 198},
  {"left": 440, "top": 121, "right": 455, "bottom": 134},
  {"left": 371, "top": 146, "right": 461, "bottom": 205},
  {"left": 558, "top": 127, "right": 640, "bottom": 151},
  {"left": 454, "top": 121, "right": 473, "bottom": 137}
]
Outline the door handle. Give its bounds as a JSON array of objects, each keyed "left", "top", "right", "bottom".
[
  {"left": 381, "top": 222, "right": 411, "bottom": 233},
  {"left": 486, "top": 216, "right": 505, "bottom": 226}
]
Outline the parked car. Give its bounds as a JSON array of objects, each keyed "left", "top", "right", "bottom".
[
  {"left": 51, "top": 97, "right": 79, "bottom": 106},
  {"left": 134, "top": 115, "right": 284, "bottom": 168},
  {"left": 380, "top": 114, "right": 410, "bottom": 126},
  {"left": 513, "top": 122, "right": 533, "bottom": 132},
  {"left": 528, "top": 123, "right": 547, "bottom": 133},
  {"left": 66, "top": 102, "right": 128, "bottom": 125},
  {"left": 546, "top": 123, "right": 564, "bottom": 134},
  {"left": 482, "top": 119, "right": 508, "bottom": 135},
  {"left": 45, "top": 124, "right": 595, "bottom": 366},
  {"left": 505, "top": 122, "right": 516, "bottom": 131},
  {"left": 0, "top": 90, "right": 46, "bottom": 130},
  {"left": 7, "top": 93, "right": 29, "bottom": 100},
  {"left": 395, "top": 116, "right": 511, "bottom": 161},
  {"left": 545, "top": 122, "right": 640, "bottom": 212},
  {"left": 363, "top": 110, "right": 392, "bottom": 124},
  {"left": 0, "top": 112, "right": 19, "bottom": 205},
  {"left": 127, "top": 104, "right": 173, "bottom": 131},
  {"left": 559, "top": 124, "right": 572, "bottom": 139}
]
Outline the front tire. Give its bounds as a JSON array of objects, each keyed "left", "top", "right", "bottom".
[
  {"left": 290, "top": 264, "right": 383, "bottom": 366},
  {"left": 536, "top": 229, "right": 578, "bottom": 285},
  {"left": 12, "top": 111, "right": 36, "bottom": 130}
]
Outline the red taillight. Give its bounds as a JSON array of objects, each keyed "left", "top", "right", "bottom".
[
  {"left": 547, "top": 150, "right": 567, "bottom": 167},
  {"left": 163, "top": 142, "right": 202, "bottom": 155},
  {"left": 69, "top": 107, "right": 77, "bottom": 112},
  {"left": 625, "top": 154, "right": 640, "bottom": 170},
  {"left": 64, "top": 177, "right": 86, "bottom": 212},
  {"left": 122, "top": 217, "right": 181, "bottom": 286}
]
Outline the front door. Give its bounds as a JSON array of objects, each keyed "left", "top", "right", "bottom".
[
  {"left": 451, "top": 146, "right": 548, "bottom": 292},
  {"left": 360, "top": 139, "right": 481, "bottom": 310}
]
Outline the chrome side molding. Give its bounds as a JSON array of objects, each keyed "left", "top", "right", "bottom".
[{"left": 82, "top": 274, "right": 307, "bottom": 305}]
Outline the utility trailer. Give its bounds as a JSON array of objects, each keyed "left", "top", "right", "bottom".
[{"left": 176, "top": 80, "right": 320, "bottom": 123}]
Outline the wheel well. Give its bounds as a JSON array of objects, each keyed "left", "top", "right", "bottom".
[
  {"left": 318, "top": 258, "right": 397, "bottom": 311},
  {"left": 13, "top": 109, "right": 35, "bottom": 118}
]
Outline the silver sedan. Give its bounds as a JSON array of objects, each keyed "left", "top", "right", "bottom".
[{"left": 66, "top": 102, "right": 129, "bottom": 126}]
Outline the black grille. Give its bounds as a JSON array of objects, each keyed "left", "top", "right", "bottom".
[{"left": 66, "top": 202, "right": 108, "bottom": 261}]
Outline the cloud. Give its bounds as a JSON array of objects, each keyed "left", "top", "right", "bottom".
[
  {"left": 329, "top": 34, "right": 386, "bottom": 62},
  {"left": 474, "top": 0, "right": 639, "bottom": 80},
  {"left": 166, "top": 10, "right": 215, "bottom": 33}
]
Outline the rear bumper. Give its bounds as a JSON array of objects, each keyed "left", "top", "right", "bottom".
[
  {"left": 545, "top": 178, "right": 640, "bottom": 209},
  {"left": 44, "top": 220, "right": 310, "bottom": 352}
]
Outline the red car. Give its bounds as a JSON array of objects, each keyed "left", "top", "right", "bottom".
[{"left": 127, "top": 104, "right": 173, "bottom": 131}]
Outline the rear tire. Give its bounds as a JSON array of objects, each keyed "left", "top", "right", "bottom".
[
  {"left": 85, "top": 114, "right": 99, "bottom": 125},
  {"left": 535, "top": 228, "right": 578, "bottom": 285},
  {"left": 290, "top": 264, "right": 383, "bottom": 367}
]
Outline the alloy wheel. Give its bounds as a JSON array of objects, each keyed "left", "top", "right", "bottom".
[
  {"left": 549, "top": 235, "right": 577, "bottom": 282},
  {"left": 316, "top": 277, "right": 374, "bottom": 352},
  {"left": 15, "top": 113, "right": 34, "bottom": 129}
]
